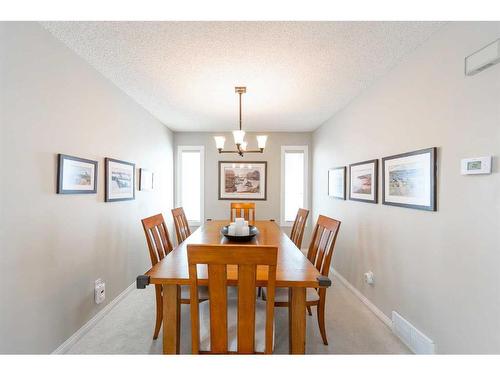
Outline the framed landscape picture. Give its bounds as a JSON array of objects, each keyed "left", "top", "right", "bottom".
[
  {"left": 57, "top": 154, "right": 98, "bottom": 194},
  {"left": 328, "top": 166, "right": 346, "bottom": 200},
  {"left": 349, "top": 159, "right": 378, "bottom": 203},
  {"left": 105, "top": 158, "right": 135, "bottom": 202},
  {"left": 139, "top": 168, "right": 154, "bottom": 191},
  {"left": 382, "top": 147, "right": 437, "bottom": 211},
  {"left": 218, "top": 161, "right": 267, "bottom": 200}
]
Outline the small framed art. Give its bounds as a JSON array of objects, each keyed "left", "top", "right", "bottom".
[
  {"left": 57, "top": 154, "right": 98, "bottom": 194},
  {"left": 349, "top": 159, "right": 378, "bottom": 204},
  {"left": 139, "top": 168, "right": 154, "bottom": 191},
  {"left": 328, "top": 166, "right": 346, "bottom": 200},
  {"left": 105, "top": 158, "right": 135, "bottom": 202},
  {"left": 382, "top": 147, "right": 437, "bottom": 211}
]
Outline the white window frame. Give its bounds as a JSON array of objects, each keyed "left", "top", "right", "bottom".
[
  {"left": 176, "top": 145, "right": 205, "bottom": 226},
  {"left": 280, "top": 145, "right": 309, "bottom": 227}
]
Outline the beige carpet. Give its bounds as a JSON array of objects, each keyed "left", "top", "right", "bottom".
[{"left": 67, "top": 276, "right": 410, "bottom": 354}]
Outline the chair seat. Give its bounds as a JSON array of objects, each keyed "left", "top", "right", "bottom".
[
  {"left": 180, "top": 285, "right": 209, "bottom": 300},
  {"left": 179, "top": 285, "right": 239, "bottom": 301},
  {"left": 198, "top": 298, "right": 271, "bottom": 352},
  {"left": 264, "top": 287, "right": 320, "bottom": 303}
]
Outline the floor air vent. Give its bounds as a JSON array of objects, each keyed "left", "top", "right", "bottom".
[{"left": 392, "top": 311, "right": 435, "bottom": 354}]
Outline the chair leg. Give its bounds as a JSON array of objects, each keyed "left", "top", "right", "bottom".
[
  {"left": 317, "top": 295, "right": 328, "bottom": 345},
  {"left": 153, "top": 285, "right": 163, "bottom": 340},
  {"left": 307, "top": 306, "right": 312, "bottom": 316}
]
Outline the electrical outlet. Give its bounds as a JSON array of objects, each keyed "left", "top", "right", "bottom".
[
  {"left": 95, "top": 279, "right": 105, "bottom": 304},
  {"left": 364, "top": 271, "right": 375, "bottom": 285}
]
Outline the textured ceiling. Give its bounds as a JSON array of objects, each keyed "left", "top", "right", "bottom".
[{"left": 42, "top": 21, "right": 444, "bottom": 132}]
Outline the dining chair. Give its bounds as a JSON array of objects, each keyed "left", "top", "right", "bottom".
[
  {"left": 230, "top": 202, "right": 256, "bottom": 223},
  {"left": 264, "top": 214, "right": 341, "bottom": 345},
  {"left": 141, "top": 213, "right": 208, "bottom": 340},
  {"left": 187, "top": 244, "right": 277, "bottom": 354},
  {"left": 172, "top": 207, "right": 191, "bottom": 244},
  {"left": 289, "top": 208, "right": 309, "bottom": 249}
]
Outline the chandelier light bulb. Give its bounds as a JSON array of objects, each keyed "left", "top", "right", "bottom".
[
  {"left": 214, "top": 136, "right": 226, "bottom": 149},
  {"left": 232, "top": 130, "right": 245, "bottom": 145},
  {"left": 257, "top": 135, "right": 268, "bottom": 149}
]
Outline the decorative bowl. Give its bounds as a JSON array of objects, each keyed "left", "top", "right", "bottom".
[{"left": 221, "top": 225, "right": 259, "bottom": 242}]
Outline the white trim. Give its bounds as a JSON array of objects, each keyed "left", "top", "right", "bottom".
[
  {"left": 51, "top": 282, "right": 135, "bottom": 354},
  {"left": 333, "top": 268, "right": 393, "bottom": 328},
  {"left": 392, "top": 311, "right": 435, "bottom": 354},
  {"left": 176, "top": 145, "right": 205, "bottom": 226},
  {"left": 280, "top": 145, "right": 309, "bottom": 227}
]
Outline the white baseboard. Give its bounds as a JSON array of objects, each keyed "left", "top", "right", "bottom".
[
  {"left": 52, "top": 282, "right": 136, "bottom": 354},
  {"left": 333, "top": 269, "right": 393, "bottom": 328}
]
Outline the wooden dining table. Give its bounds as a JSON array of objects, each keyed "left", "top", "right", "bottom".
[{"left": 136, "top": 220, "right": 331, "bottom": 354}]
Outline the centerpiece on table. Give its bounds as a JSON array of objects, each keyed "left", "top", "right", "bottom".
[{"left": 221, "top": 217, "right": 258, "bottom": 242}]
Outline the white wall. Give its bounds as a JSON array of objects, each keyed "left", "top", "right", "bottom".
[
  {"left": 312, "top": 22, "right": 500, "bottom": 353},
  {"left": 0, "top": 22, "right": 175, "bottom": 353},
  {"left": 174, "top": 132, "right": 313, "bottom": 242}
]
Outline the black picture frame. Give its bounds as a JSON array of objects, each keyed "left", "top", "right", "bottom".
[
  {"left": 105, "top": 157, "right": 136, "bottom": 202},
  {"left": 57, "top": 154, "right": 98, "bottom": 194},
  {"left": 218, "top": 161, "right": 267, "bottom": 201},
  {"left": 382, "top": 147, "right": 437, "bottom": 211},
  {"left": 328, "top": 166, "right": 346, "bottom": 200},
  {"left": 349, "top": 159, "right": 379, "bottom": 204}
]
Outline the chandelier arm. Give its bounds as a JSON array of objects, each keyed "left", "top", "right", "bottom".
[
  {"left": 217, "top": 149, "right": 263, "bottom": 154},
  {"left": 241, "top": 149, "right": 264, "bottom": 153}
]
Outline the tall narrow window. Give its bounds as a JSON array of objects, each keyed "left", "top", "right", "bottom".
[
  {"left": 281, "top": 145, "right": 308, "bottom": 226},
  {"left": 177, "top": 146, "right": 204, "bottom": 225}
]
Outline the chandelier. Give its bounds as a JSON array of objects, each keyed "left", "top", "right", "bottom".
[{"left": 214, "top": 86, "right": 267, "bottom": 157}]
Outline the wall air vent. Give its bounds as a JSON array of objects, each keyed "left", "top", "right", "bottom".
[
  {"left": 465, "top": 38, "right": 500, "bottom": 76},
  {"left": 392, "top": 311, "right": 435, "bottom": 354}
]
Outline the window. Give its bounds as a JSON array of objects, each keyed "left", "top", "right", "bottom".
[
  {"left": 281, "top": 145, "right": 308, "bottom": 226},
  {"left": 176, "top": 146, "right": 204, "bottom": 225}
]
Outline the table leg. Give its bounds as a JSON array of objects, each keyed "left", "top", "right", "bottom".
[
  {"left": 162, "top": 284, "right": 180, "bottom": 354},
  {"left": 288, "top": 287, "right": 306, "bottom": 354}
]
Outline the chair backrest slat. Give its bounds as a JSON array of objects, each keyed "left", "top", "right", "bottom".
[
  {"left": 150, "top": 226, "right": 165, "bottom": 260},
  {"left": 307, "top": 215, "right": 341, "bottom": 276},
  {"left": 189, "top": 263, "right": 201, "bottom": 353},
  {"left": 188, "top": 244, "right": 277, "bottom": 354},
  {"left": 289, "top": 208, "right": 309, "bottom": 248},
  {"left": 230, "top": 202, "right": 256, "bottom": 223},
  {"left": 207, "top": 263, "right": 228, "bottom": 353},
  {"left": 141, "top": 214, "right": 173, "bottom": 266},
  {"left": 172, "top": 207, "right": 191, "bottom": 244},
  {"left": 237, "top": 264, "right": 257, "bottom": 353}
]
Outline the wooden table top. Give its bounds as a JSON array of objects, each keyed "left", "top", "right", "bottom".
[{"left": 144, "top": 220, "right": 327, "bottom": 288}]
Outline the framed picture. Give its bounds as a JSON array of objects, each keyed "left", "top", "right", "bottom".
[
  {"left": 57, "top": 154, "right": 98, "bottom": 194},
  {"left": 218, "top": 161, "right": 267, "bottom": 200},
  {"left": 382, "top": 147, "right": 437, "bottom": 211},
  {"left": 328, "top": 166, "right": 346, "bottom": 200},
  {"left": 139, "top": 168, "right": 154, "bottom": 191},
  {"left": 105, "top": 158, "right": 135, "bottom": 202},
  {"left": 349, "top": 159, "right": 378, "bottom": 203}
]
